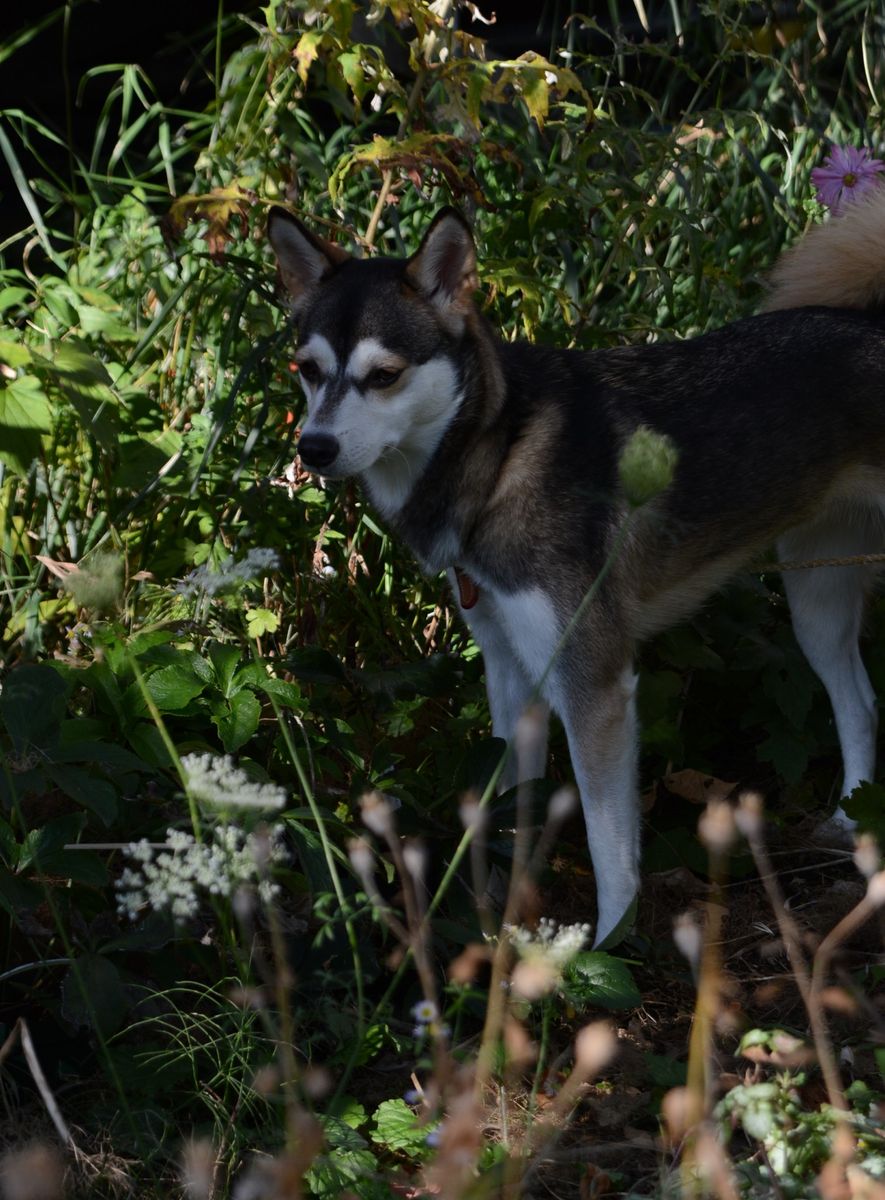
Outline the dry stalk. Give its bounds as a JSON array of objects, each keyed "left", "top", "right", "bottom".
[
  {"left": 737, "top": 795, "right": 847, "bottom": 1114},
  {"left": 0, "top": 1019, "right": 75, "bottom": 1150},
  {"left": 680, "top": 802, "right": 733, "bottom": 1196}
]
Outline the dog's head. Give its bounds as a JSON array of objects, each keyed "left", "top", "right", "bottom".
[{"left": 267, "top": 208, "right": 478, "bottom": 505}]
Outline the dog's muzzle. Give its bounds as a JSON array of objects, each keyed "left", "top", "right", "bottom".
[{"left": 298, "top": 431, "right": 340, "bottom": 471}]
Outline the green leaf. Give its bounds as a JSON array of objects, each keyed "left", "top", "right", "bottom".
[
  {"left": 307, "top": 1118, "right": 379, "bottom": 1200},
  {"left": 54, "top": 737, "right": 153, "bottom": 774},
  {"left": 762, "top": 665, "right": 812, "bottom": 731},
  {"left": 287, "top": 647, "right": 348, "bottom": 686},
  {"left": 44, "top": 764, "right": 118, "bottom": 826},
  {"left": 127, "top": 722, "right": 175, "bottom": 768},
  {"left": 100, "top": 912, "right": 175, "bottom": 954},
  {"left": 0, "top": 288, "right": 31, "bottom": 315},
  {"left": 0, "top": 374, "right": 52, "bottom": 427},
  {"left": 246, "top": 606, "right": 280, "bottom": 637},
  {"left": 259, "top": 677, "right": 302, "bottom": 707},
  {"left": 644, "top": 1052, "right": 687, "bottom": 1087},
  {"left": 213, "top": 689, "right": 261, "bottom": 753},
  {"left": 209, "top": 642, "right": 243, "bottom": 698},
  {"left": 0, "top": 339, "right": 31, "bottom": 367},
  {"left": 843, "top": 781, "right": 885, "bottom": 842},
  {"left": 18, "top": 813, "right": 87, "bottom": 872},
  {"left": 756, "top": 729, "right": 808, "bottom": 782},
  {"left": 0, "top": 663, "right": 68, "bottom": 751},
  {"left": 285, "top": 819, "right": 332, "bottom": 892},
  {"left": 564, "top": 951, "right": 641, "bottom": 1011},
  {"left": 76, "top": 304, "right": 135, "bottom": 341},
  {"left": 61, "top": 954, "right": 129, "bottom": 1036},
  {"left": 0, "top": 816, "right": 17, "bottom": 869},
  {"left": 144, "top": 664, "right": 207, "bottom": 711},
  {"left": 370, "top": 1098, "right": 432, "bottom": 1157},
  {"left": 0, "top": 374, "right": 51, "bottom": 474},
  {"left": 0, "top": 868, "right": 43, "bottom": 914},
  {"left": 35, "top": 847, "right": 109, "bottom": 887}
]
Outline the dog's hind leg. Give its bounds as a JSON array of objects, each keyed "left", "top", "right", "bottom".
[
  {"left": 559, "top": 659, "right": 641, "bottom": 947},
  {"left": 778, "top": 507, "right": 881, "bottom": 833}
]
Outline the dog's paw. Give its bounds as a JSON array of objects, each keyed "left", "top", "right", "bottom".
[{"left": 811, "top": 807, "right": 857, "bottom": 848}]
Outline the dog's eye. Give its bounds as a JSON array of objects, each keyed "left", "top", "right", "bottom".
[
  {"left": 299, "top": 360, "right": 321, "bottom": 385},
  {"left": 367, "top": 367, "right": 403, "bottom": 390}
]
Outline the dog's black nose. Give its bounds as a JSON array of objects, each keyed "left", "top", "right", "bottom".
[{"left": 298, "top": 431, "right": 340, "bottom": 470}]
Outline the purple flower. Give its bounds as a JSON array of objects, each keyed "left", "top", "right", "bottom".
[{"left": 811, "top": 145, "right": 885, "bottom": 215}]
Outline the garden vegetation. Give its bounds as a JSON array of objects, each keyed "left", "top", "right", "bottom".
[{"left": 2, "top": 1, "right": 885, "bottom": 1196}]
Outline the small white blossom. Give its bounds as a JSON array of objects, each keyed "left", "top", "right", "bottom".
[
  {"left": 412, "top": 999, "right": 439, "bottom": 1024},
  {"left": 174, "top": 548, "right": 279, "bottom": 598},
  {"left": 116, "top": 824, "right": 287, "bottom": 922},
  {"left": 182, "top": 753, "right": 287, "bottom": 813},
  {"left": 506, "top": 918, "right": 591, "bottom": 968}
]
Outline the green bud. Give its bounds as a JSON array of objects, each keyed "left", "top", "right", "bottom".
[
  {"left": 617, "top": 425, "right": 678, "bottom": 507},
  {"left": 64, "top": 550, "right": 124, "bottom": 614}
]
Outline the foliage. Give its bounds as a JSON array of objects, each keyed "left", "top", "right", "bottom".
[{"left": 2, "top": 0, "right": 885, "bottom": 1195}]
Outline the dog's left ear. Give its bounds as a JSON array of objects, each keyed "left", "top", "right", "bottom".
[
  {"left": 267, "top": 207, "right": 350, "bottom": 314},
  {"left": 406, "top": 208, "right": 478, "bottom": 319}
]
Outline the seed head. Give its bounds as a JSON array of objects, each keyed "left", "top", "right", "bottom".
[
  {"left": 853, "top": 833, "right": 880, "bottom": 879},
  {"left": 698, "top": 799, "right": 736, "bottom": 854},
  {"left": 618, "top": 425, "right": 678, "bottom": 507},
  {"left": 734, "top": 791, "right": 764, "bottom": 839},
  {"left": 360, "top": 791, "right": 394, "bottom": 837}
]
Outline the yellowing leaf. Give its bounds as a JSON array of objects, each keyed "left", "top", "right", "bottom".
[
  {"left": 293, "top": 30, "right": 325, "bottom": 84},
  {"left": 519, "top": 68, "right": 549, "bottom": 126}
]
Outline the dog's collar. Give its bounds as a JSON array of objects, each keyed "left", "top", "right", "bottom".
[{"left": 454, "top": 566, "right": 480, "bottom": 610}]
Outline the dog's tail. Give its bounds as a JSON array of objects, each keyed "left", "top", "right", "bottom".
[{"left": 763, "top": 187, "right": 885, "bottom": 312}]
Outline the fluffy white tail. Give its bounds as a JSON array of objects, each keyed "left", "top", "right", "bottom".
[{"left": 764, "top": 187, "right": 885, "bottom": 312}]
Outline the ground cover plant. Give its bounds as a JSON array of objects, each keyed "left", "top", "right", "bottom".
[{"left": 3, "top": 0, "right": 885, "bottom": 1195}]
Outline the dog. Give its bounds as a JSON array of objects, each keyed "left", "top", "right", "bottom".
[{"left": 267, "top": 194, "right": 885, "bottom": 946}]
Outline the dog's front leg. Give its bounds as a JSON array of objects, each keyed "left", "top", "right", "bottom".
[
  {"left": 558, "top": 661, "right": 641, "bottom": 948},
  {"left": 450, "top": 572, "right": 550, "bottom": 790}
]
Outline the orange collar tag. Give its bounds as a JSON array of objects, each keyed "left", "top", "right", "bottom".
[{"left": 455, "top": 567, "right": 480, "bottom": 610}]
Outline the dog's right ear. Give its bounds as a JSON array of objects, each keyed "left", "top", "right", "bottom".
[
  {"left": 406, "top": 208, "right": 478, "bottom": 322},
  {"left": 266, "top": 207, "right": 350, "bottom": 313}
]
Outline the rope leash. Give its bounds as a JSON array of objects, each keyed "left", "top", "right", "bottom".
[{"left": 755, "top": 552, "right": 885, "bottom": 573}]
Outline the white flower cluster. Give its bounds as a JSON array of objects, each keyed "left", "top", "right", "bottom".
[
  {"left": 506, "top": 919, "right": 592, "bottom": 1002},
  {"left": 116, "top": 824, "right": 287, "bottom": 922},
  {"left": 507, "top": 918, "right": 591, "bottom": 967},
  {"left": 181, "top": 753, "right": 287, "bottom": 813},
  {"left": 174, "top": 548, "right": 280, "bottom": 598}
]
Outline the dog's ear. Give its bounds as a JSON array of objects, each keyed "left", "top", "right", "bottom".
[
  {"left": 406, "top": 208, "right": 478, "bottom": 319},
  {"left": 267, "top": 207, "right": 350, "bottom": 313}
]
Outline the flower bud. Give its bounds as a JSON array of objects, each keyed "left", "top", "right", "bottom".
[
  {"left": 854, "top": 833, "right": 880, "bottom": 879},
  {"left": 360, "top": 791, "right": 394, "bottom": 837},
  {"left": 673, "top": 911, "right": 703, "bottom": 969},
  {"left": 574, "top": 1021, "right": 616, "bottom": 1076},
  {"left": 618, "top": 425, "right": 678, "bottom": 507},
  {"left": 698, "top": 799, "right": 736, "bottom": 854},
  {"left": 348, "top": 837, "right": 374, "bottom": 882},
  {"left": 734, "top": 791, "right": 764, "bottom": 839},
  {"left": 402, "top": 837, "right": 427, "bottom": 883}
]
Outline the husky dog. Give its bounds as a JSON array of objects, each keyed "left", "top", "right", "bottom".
[{"left": 267, "top": 195, "right": 885, "bottom": 946}]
